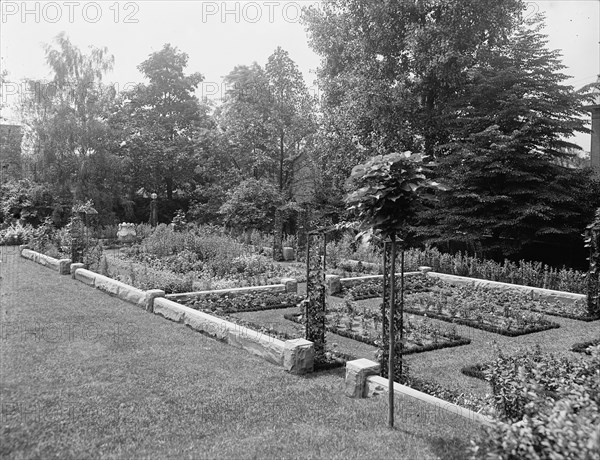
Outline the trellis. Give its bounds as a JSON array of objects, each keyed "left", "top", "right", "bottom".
[
  {"left": 305, "top": 229, "right": 327, "bottom": 359},
  {"left": 380, "top": 236, "right": 405, "bottom": 383}
]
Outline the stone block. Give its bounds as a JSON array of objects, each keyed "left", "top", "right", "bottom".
[
  {"left": 70, "top": 263, "right": 85, "bottom": 279},
  {"left": 418, "top": 266, "right": 432, "bottom": 274},
  {"left": 281, "top": 278, "right": 298, "bottom": 294},
  {"left": 344, "top": 358, "right": 380, "bottom": 398},
  {"left": 184, "top": 309, "right": 230, "bottom": 340},
  {"left": 325, "top": 275, "right": 341, "bottom": 295},
  {"left": 117, "top": 284, "right": 146, "bottom": 306},
  {"left": 282, "top": 247, "right": 295, "bottom": 261},
  {"left": 227, "top": 326, "right": 285, "bottom": 366},
  {"left": 94, "top": 274, "right": 121, "bottom": 296},
  {"left": 74, "top": 268, "right": 96, "bottom": 287},
  {"left": 39, "top": 254, "right": 57, "bottom": 269},
  {"left": 143, "top": 289, "right": 165, "bottom": 312},
  {"left": 153, "top": 297, "right": 186, "bottom": 323},
  {"left": 283, "top": 338, "right": 314, "bottom": 374},
  {"left": 21, "top": 248, "right": 36, "bottom": 261},
  {"left": 58, "top": 259, "right": 72, "bottom": 275}
]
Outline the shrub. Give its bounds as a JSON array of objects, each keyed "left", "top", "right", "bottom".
[
  {"left": 0, "top": 222, "right": 36, "bottom": 245},
  {"left": 404, "top": 246, "right": 586, "bottom": 294},
  {"left": 472, "top": 346, "right": 600, "bottom": 459}
]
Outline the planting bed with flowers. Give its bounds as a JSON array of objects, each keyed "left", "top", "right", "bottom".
[
  {"left": 284, "top": 299, "right": 471, "bottom": 355},
  {"left": 343, "top": 275, "right": 583, "bottom": 335},
  {"left": 185, "top": 291, "right": 304, "bottom": 314},
  {"left": 470, "top": 345, "right": 600, "bottom": 458}
]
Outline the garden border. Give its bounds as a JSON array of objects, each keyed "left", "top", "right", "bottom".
[
  {"left": 165, "top": 278, "right": 298, "bottom": 303},
  {"left": 64, "top": 264, "right": 313, "bottom": 374},
  {"left": 19, "top": 245, "right": 71, "bottom": 275},
  {"left": 426, "top": 271, "right": 586, "bottom": 306},
  {"left": 402, "top": 307, "right": 560, "bottom": 337},
  {"left": 344, "top": 359, "right": 495, "bottom": 427},
  {"left": 283, "top": 312, "right": 472, "bottom": 354}
]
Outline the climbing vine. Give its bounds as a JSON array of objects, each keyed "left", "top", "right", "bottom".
[
  {"left": 305, "top": 230, "right": 326, "bottom": 360},
  {"left": 585, "top": 208, "right": 600, "bottom": 318}
]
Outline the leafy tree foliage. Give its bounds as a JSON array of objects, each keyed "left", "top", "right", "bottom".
[
  {"left": 216, "top": 48, "right": 316, "bottom": 195},
  {"left": 426, "top": 15, "right": 600, "bottom": 255},
  {"left": 19, "top": 32, "right": 119, "bottom": 224},
  {"left": 114, "top": 44, "right": 211, "bottom": 202},
  {"left": 219, "top": 178, "right": 283, "bottom": 232},
  {"left": 304, "top": 1, "right": 598, "bottom": 260}
]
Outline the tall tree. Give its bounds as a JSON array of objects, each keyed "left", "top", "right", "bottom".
[
  {"left": 425, "top": 15, "right": 599, "bottom": 256},
  {"left": 304, "top": 1, "right": 598, "bottom": 262},
  {"left": 303, "top": 0, "right": 524, "bottom": 156},
  {"left": 116, "top": 44, "right": 209, "bottom": 202},
  {"left": 217, "top": 49, "right": 316, "bottom": 194},
  {"left": 20, "top": 33, "right": 118, "bottom": 223}
]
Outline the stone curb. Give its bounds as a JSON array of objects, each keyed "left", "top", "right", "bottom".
[
  {"left": 344, "top": 359, "right": 495, "bottom": 427},
  {"left": 153, "top": 297, "right": 313, "bottom": 373},
  {"left": 72, "top": 267, "right": 164, "bottom": 311},
  {"left": 426, "top": 272, "right": 586, "bottom": 305},
  {"left": 336, "top": 272, "right": 421, "bottom": 295},
  {"left": 165, "top": 280, "right": 298, "bottom": 302},
  {"left": 19, "top": 246, "right": 72, "bottom": 275}
]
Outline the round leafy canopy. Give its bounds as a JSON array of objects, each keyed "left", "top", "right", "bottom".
[{"left": 345, "top": 151, "right": 443, "bottom": 238}]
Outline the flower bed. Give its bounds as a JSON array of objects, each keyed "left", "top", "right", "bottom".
[
  {"left": 341, "top": 274, "right": 440, "bottom": 300},
  {"left": 185, "top": 291, "right": 304, "bottom": 314},
  {"left": 284, "top": 300, "right": 470, "bottom": 355},
  {"left": 472, "top": 345, "right": 600, "bottom": 458},
  {"left": 400, "top": 278, "right": 562, "bottom": 336}
]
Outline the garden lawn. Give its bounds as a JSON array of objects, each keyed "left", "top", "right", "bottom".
[{"left": 0, "top": 246, "right": 482, "bottom": 460}]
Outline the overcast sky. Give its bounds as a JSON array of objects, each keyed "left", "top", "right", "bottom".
[{"left": 1, "top": 0, "right": 598, "bottom": 150}]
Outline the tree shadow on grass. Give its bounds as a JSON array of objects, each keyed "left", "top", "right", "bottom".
[{"left": 427, "top": 435, "right": 474, "bottom": 460}]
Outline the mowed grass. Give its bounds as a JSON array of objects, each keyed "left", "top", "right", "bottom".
[{"left": 0, "top": 247, "right": 482, "bottom": 460}]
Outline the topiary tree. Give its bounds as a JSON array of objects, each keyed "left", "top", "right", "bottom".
[
  {"left": 346, "top": 150, "right": 443, "bottom": 428},
  {"left": 585, "top": 208, "right": 600, "bottom": 318}
]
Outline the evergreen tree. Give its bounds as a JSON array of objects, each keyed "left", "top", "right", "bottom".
[{"left": 427, "top": 15, "right": 599, "bottom": 255}]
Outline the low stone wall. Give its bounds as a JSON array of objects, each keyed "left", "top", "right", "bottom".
[
  {"left": 67, "top": 264, "right": 312, "bottom": 373},
  {"left": 426, "top": 272, "right": 585, "bottom": 305},
  {"left": 19, "top": 246, "right": 71, "bottom": 275},
  {"left": 165, "top": 278, "right": 298, "bottom": 302},
  {"left": 327, "top": 272, "right": 421, "bottom": 296},
  {"left": 71, "top": 265, "right": 163, "bottom": 311},
  {"left": 153, "top": 297, "right": 313, "bottom": 374},
  {"left": 344, "top": 359, "right": 493, "bottom": 427}
]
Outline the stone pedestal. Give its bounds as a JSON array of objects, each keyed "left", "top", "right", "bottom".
[
  {"left": 418, "top": 266, "right": 432, "bottom": 274},
  {"left": 281, "top": 278, "right": 298, "bottom": 294},
  {"left": 283, "top": 338, "right": 314, "bottom": 374},
  {"left": 282, "top": 247, "right": 295, "bottom": 261},
  {"left": 325, "top": 275, "right": 341, "bottom": 295},
  {"left": 58, "top": 259, "right": 72, "bottom": 275},
  {"left": 144, "top": 289, "right": 166, "bottom": 313},
  {"left": 344, "top": 358, "right": 380, "bottom": 398},
  {"left": 70, "top": 263, "right": 85, "bottom": 279}
]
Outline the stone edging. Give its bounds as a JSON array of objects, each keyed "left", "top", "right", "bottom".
[
  {"left": 426, "top": 272, "right": 585, "bottom": 305},
  {"left": 19, "top": 245, "right": 71, "bottom": 275},
  {"left": 326, "top": 268, "right": 585, "bottom": 305},
  {"left": 67, "top": 263, "right": 313, "bottom": 374},
  {"left": 327, "top": 272, "right": 422, "bottom": 295},
  {"left": 153, "top": 297, "right": 313, "bottom": 373},
  {"left": 166, "top": 278, "right": 298, "bottom": 302},
  {"left": 344, "top": 359, "right": 494, "bottom": 427}
]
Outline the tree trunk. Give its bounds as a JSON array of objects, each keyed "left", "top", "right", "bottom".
[
  {"left": 279, "top": 130, "right": 285, "bottom": 190},
  {"left": 165, "top": 176, "right": 173, "bottom": 201}
]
